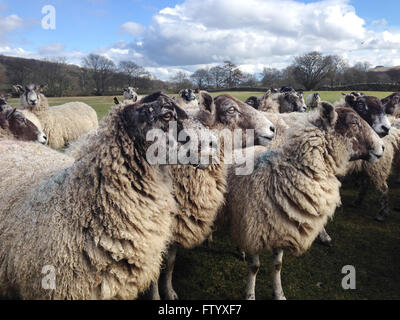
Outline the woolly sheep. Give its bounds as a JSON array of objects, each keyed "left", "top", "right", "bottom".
[
  {"left": 225, "top": 103, "right": 384, "bottom": 300},
  {"left": 172, "top": 89, "right": 198, "bottom": 109},
  {"left": 306, "top": 92, "right": 321, "bottom": 110},
  {"left": 258, "top": 90, "right": 307, "bottom": 113},
  {"left": 14, "top": 84, "right": 99, "bottom": 149},
  {"left": 265, "top": 95, "right": 392, "bottom": 245},
  {"left": 123, "top": 87, "right": 139, "bottom": 104},
  {"left": 150, "top": 92, "right": 276, "bottom": 300},
  {"left": 0, "top": 93, "right": 215, "bottom": 299}
]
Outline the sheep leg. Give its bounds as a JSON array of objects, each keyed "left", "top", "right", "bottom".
[
  {"left": 244, "top": 253, "right": 260, "bottom": 300},
  {"left": 160, "top": 245, "right": 179, "bottom": 300},
  {"left": 272, "top": 248, "right": 286, "bottom": 300},
  {"left": 352, "top": 176, "right": 369, "bottom": 207},
  {"left": 317, "top": 227, "right": 333, "bottom": 247},
  {"left": 149, "top": 282, "right": 161, "bottom": 300},
  {"left": 375, "top": 186, "right": 389, "bottom": 222}
]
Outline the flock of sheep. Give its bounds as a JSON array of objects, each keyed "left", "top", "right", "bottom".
[{"left": 0, "top": 84, "right": 399, "bottom": 300}]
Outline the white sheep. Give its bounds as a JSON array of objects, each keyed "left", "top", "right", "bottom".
[
  {"left": 123, "top": 87, "right": 139, "bottom": 104},
  {"left": 225, "top": 103, "right": 384, "bottom": 300},
  {"left": 306, "top": 92, "right": 321, "bottom": 110},
  {"left": 172, "top": 89, "right": 198, "bottom": 109},
  {"left": 258, "top": 90, "right": 307, "bottom": 113},
  {"left": 151, "top": 92, "right": 276, "bottom": 300},
  {"left": 14, "top": 84, "right": 99, "bottom": 149},
  {"left": 0, "top": 93, "right": 214, "bottom": 299}
]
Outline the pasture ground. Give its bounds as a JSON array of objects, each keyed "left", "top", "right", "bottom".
[{"left": 7, "top": 91, "right": 400, "bottom": 300}]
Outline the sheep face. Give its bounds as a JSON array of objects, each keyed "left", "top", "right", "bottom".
[
  {"left": 0, "top": 108, "right": 47, "bottom": 144},
  {"left": 280, "top": 92, "right": 307, "bottom": 113},
  {"left": 331, "top": 106, "right": 384, "bottom": 163},
  {"left": 345, "top": 95, "right": 391, "bottom": 138},
  {"left": 382, "top": 93, "right": 400, "bottom": 115},
  {"left": 13, "top": 84, "right": 46, "bottom": 107},
  {"left": 0, "top": 95, "right": 11, "bottom": 112},
  {"left": 201, "top": 93, "right": 275, "bottom": 147},
  {"left": 179, "top": 89, "right": 196, "bottom": 102},
  {"left": 245, "top": 96, "right": 260, "bottom": 109},
  {"left": 122, "top": 92, "right": 216, "bottom": 169},
  {"left": 123, "top": 87, "right": 138, "bottom": 102}
]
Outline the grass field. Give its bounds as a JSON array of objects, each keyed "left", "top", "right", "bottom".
[
  {"left": 8, "top": 91, "right": 393, "bottom": 121},
  {"left": 7, "top": 91, "right": 400, "bottom": 300}
]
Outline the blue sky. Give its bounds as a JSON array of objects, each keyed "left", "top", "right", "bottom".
[{"left": 0, "top": 0, "right": 399, "bottom": 80}]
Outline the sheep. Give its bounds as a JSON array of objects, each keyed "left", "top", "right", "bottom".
[
  {"left": 344, "top": 121, "right": 400, "bottom": 223},
  {"left": 151, "top": 91, "right": 276, "bottom": 300},
  {"left": 14, "top": 84, "right": 99, "bottom": 149},
  {"left": 382, "top": 92, "right": 400, "bottom": 117},
  {"left": 172, "top": 89, "right": 198, "bottom": 109},
  {"left": 306, "top": 92, "right": 321, "bottom": 111},
  {"left": 265, "top": 95, "right": 393, "bottom": 245},
  {"left": 123, "top": 87, "right": 139, "bottom": 104},
  {"left": 0, "top": 92, "right": 216, "bottom": 299},
  {"left": 225, "top": 103, "right": 384, "bottom": 300},
  {"left": 0, "top": 108, "right": 47, "bottom": 144},
  {"left": 0, "top": 94, "right": 12, "bottom": 112},
  {"left": 257, "top": 90, "right": 307, "bottom": 113}
]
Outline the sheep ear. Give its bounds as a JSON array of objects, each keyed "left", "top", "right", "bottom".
[
  {"left": 113, "top": 97, "right": 120, "bottom": 105},
  {"left": 259, "top": 90, "right": 271, "bottom": 103},
  {"left": 319, "top": 102, "right": 338, "bottom": 127},
  {"left": 13, "top": 85, "right": 24, "bottom": 94},
  {"left": 6, "top": 108, "right": 17, "bottom": 120},
  {"left": 199, "top": 91, "right": 216, "bottom": 115},
  {"left": 174, "top": 105, "right": 189, "bottom": 120}
]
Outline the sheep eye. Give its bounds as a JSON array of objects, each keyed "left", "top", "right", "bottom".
[
  {"left": 227, "top": 107, "right": 236, "bottom": 114},
  {"left": 162, "top": 112, "right": 173, "bottom": 121}
]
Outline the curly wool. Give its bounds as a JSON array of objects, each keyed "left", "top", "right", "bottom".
[
  {"left": 226, "top": 114, "right": 347, "bottom": 256},
  {"left": 18, "top": 94, "right": 98, "bottom": 149},
  {"left": 170, "top": 149, "right": 226, "bottom": 249},
  {"left": 0, "top": 105, "right": 177, "bottom": 300}
]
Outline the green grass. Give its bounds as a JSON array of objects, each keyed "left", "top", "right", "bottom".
[
  {"left": 8, "top": 91, "right": 400, "bottom": 299},
  {"left": 8, "top": 91, "right": 393, "bottom": 121}
]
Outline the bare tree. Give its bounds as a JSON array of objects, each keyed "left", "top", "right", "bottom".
[
  {"left": 209, "top": 66, "right": 225, "bottom": 88},
  {"left": 222, "top": 61, "right": 244, "bottom": 88},
  {"left": 171, "top": 71, "right": 192, "bottom": 91},
  {"left": 118, "top": 61, "right": 148, "bottom": 87},
  {"left": 190, "top": 68, "right": 209, "bottom": 89},
  {"left": 82, "top": 54, "right": 116, "bottom": 95},
  {"left": 291, "top": 51, "right": 335, "bottom": 90}
]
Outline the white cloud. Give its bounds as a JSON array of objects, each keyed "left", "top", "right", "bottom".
[
  {"left": 119, "top": 0, "right": 400, "bottom": 75},
  {"left": 120, "top": 22, "right": 145, "bottom": 36},
  {"left": 38, "top": 42, "right": 66, "bottom": 55},
  {"left": 0, "top": 14, "right": 24, "bottom": 43}
]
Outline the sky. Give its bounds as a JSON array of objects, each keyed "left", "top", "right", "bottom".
[{"left": 0, "top": 0, "right": 399, "bottom": 80}]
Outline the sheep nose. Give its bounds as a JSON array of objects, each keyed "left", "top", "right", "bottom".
[
  {"left": 270, "top": 125, "right": 275, "bottom": 133},
  {"left": 382, "top": 125, "right": 390, "bottom": 134},
  {"left": 382, "top": 144, "right": 385, "bottom": 152}
]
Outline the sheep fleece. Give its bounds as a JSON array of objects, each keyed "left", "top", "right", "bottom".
[{"left": 0, "top": 107, "right": 176, "bottom": 299}]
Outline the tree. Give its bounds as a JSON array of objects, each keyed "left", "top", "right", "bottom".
[
  {"left": 190, "top": 68, "right": 209, "bottom": 89},
  {"left": 260, "top": 67, "right": 282, "bottom": 88},
  {"left": 82, "top": 54, "right": 116, "bottom": 95},
  {"left": 0, "top": 63, "right": 7, "bottom": 86},
  {"left": 118, "top": 61, "right": 148, "bottom": 86},
  {"left": 291, "top": 51, "right": 335, "bottom": 90},
  {"left": 209, "top": 66, "right": 225, "bottom": 88},
  {"left": 222, "top": 61, "right": 244, "bottom": 88},
  {"left": 171, "top": 71, "right": 192, "bottom": 91}
]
